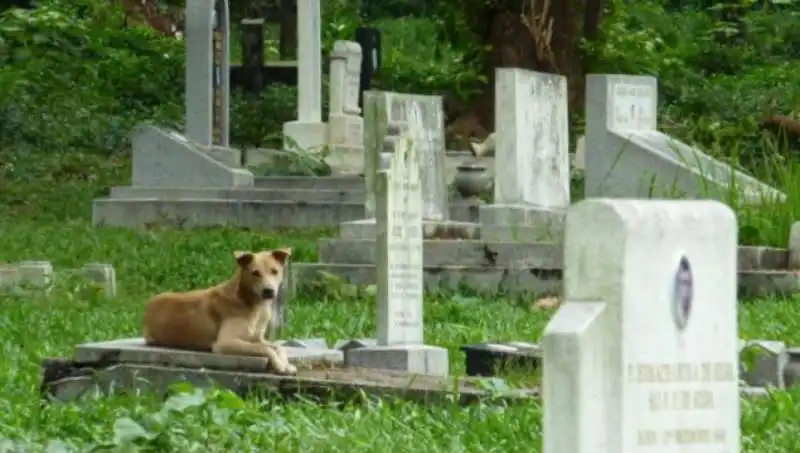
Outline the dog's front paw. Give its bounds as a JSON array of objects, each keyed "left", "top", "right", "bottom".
[{"left": 279, "top": 363, "right": 297, "bottom": 375}]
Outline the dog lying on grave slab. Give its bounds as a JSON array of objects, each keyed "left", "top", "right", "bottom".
[{"left": 142, "top": 248, "right": 297, "bottom": 375}]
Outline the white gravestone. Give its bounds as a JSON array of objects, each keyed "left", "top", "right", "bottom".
[
  {"left": 326, "top": 40, "right": 364, "bottom": 174},
  {"left": 282, "top": 0, "right": 328, "bottom": 152},
  {"left": 362, "top": 91, "right": 447, "bottom": 220},
  {"left": 585, "top": 74, "right": 782, "bottom": 202},
  {"left": 542, "top": 199, "right": 740, "bottom": 453},
  {"left": 376, "top": 133, "right": 424, "bottom": 345},
  {"left": 344, "top": 106, "right": 449, "bottom": 375},
  {"left": 185, "top": 0, "right": 230, "bottom": 148},
  {"left": 479, "top": 68, "right": 570, "bottom": 242}
]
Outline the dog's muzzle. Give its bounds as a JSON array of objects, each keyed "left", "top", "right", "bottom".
[{"left": 260, "top": 287, "right": 275, "bottom": 300}]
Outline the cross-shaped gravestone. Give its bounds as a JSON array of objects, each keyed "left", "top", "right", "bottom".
[
  {"left": 344, "top": 103, "right": 449, "bottom": 375},
  {"left": 542, "top": 198, "right": 740, "bottom": 453},
  {"left": 185, "top": 0, "right": 230, "bottom": 148}
]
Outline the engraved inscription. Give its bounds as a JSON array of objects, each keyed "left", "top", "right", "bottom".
[
  {"left": 383, "top": 138, "right": 423, "bottom": 343},
  {"left": 630, "top": 361, "right": 736, "bottom": 449},
  {"left": 610, "top": 82, "right": 656, "bottom": 131}
]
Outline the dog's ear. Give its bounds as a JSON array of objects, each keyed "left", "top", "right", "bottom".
[
  {"left": 233, "top": 251, "right": 254, "bottom": 267},
  {"left": 270, "top": 248, "right": 292, "bottom": 265}
]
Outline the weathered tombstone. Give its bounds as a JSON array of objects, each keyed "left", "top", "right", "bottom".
[
  {"left": 363, "top": 91, "right": 447, "bottom": 220},
  {"left": 479, "top": 68, "right": 570, "bottom": 242},
  {"left": 326, "top": 40, "right": 364, "bottom": 174},
  {"left": 185, "top": 0, "right": 230, "bottom": 148},
  {"left": 585, "top": 74, "right": 782, "bottom": 202},
  {"left": 542, "top": 199, "right": 740, "bottom": 453},
  {"left": 282, "top": 0, "right": 327, "bottom": 152},
  {"left": 345, "top": 105, "right": 449, "bottom": 376}
]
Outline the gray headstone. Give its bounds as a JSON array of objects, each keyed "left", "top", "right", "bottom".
[
  {"left": 493, "top": 68, "right": 570, "bottom": 209},
  {"left": 185, "top": 0, "right": 230, "bottom": 148},
  {"left": 363, "top": 91, "right": 447, "bottom": 220}
]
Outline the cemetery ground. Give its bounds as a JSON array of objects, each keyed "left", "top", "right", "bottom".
[{"left": 0, "top": 154, "right": 798, "bottom": 451}]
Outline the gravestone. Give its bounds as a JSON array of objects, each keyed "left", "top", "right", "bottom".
[
  {"left": 282, "top": 0, "right": 327, "bottom": 152},
  {"left": 479, "top": 68, "right": 570, "bottom": 242},
  {"left": 345, "top": 106, "right": 449, "bottom": 376},
  {"left": 363, "top": 90, "right": 447, "bottom": 220},
  {"left": 542, "top": 198, "right": 740, "bottom": 453},
  {"left": 585, "top": 74, "right": 783, "bottom": 202},
  {"left": 326, "top": 40, "right": 364, "bottom": 174},
  {"left": 185, "top": 0, "right": 230, "bottom": 148}
]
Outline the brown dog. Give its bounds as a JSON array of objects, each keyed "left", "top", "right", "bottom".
[{"left": 142, "top": 248, "right": 296, "bottom": 375}]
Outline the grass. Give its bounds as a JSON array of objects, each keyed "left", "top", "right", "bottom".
[{"left": 0, "top": 154, "right": 796, "bottom": 451}]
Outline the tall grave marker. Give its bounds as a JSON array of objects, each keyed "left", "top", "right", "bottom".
[
  {"left": 185, "top": 0, "right": 230, "bottom": 148},
  {"left": 479, "top": 68, "right": 570, "bottom": 242},
  {"left": 345, "top": 104, "right": 449, "bottom": 376},
  {"left": 326, "top": 40, "right": 364, "bottom": 174},
  {"left": 282, "top": 0, "right": 328, "bottom": 152},
  {"left": 542, "top": 198, "right": 740, "bottom": 453}
]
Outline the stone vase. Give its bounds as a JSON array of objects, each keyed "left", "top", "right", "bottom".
[{"left": 454, "top": 164, "right": 492, "bottom": 199}]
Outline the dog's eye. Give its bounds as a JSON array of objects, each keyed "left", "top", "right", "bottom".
[
  {"left": 269, "top": 268, "right": 279, "bottom": 276},
  {"left": 251, "top": 270, "right": 262, "bottom": 277}
]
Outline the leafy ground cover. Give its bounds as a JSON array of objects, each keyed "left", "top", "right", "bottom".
[{"left": 1, "top": 0, "right": 800, "bottom": 450}]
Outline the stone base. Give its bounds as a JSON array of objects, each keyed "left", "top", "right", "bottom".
[
  {"left": 340, "top": 218, "right": 481, "bottom": 240},
  {"left": 345, "top": 344, "right": 449, "bottom": 376},
  {"left": 283, "top": 120, "right": 328, "bottom": 152},
  {"left": 327, "top": 114, "right": 363, "bottom": 146},
  {"left": 325, "top": 144, "right": 365, "bottom": 175},
  {"left": 131, "top": 124, "right": 254, "bottom": 188},
  {"left": 75, "top": 338, "right": 344, "bottom": 372},
  {"left": 479, "top": 204, "right": 566, "bottom": 242},
  {"left": 208, "top": 145, "right": 243, "bottom": 168}
]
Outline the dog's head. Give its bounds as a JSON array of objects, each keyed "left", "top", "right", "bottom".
[{"left": 233, "top": 248, "right": 292, "bottom": 301}]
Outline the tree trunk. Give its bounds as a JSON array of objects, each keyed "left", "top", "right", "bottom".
[{"left": 447, "top": 0, "right": 606, "bottom": 148}]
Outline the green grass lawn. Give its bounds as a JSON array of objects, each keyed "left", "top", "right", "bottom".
[
  {"left": 0, "top": 151, "right": 796, "bottom": 450},
  {"left": 0, "top": 217, "right": 798, "bottom": 451}
]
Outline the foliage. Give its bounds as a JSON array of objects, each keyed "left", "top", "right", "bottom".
[{"left": 0, "top": 217, "right": 797, "bottom": 450}]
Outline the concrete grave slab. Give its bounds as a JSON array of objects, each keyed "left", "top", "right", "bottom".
[
  {"left": 92, "top": 198, "right": 481, "bottom": 229},
  {"left": 92, "top": 198, "right": 365, "bottom": 229},
  {"left": 339, "top": 218, "right": 481, "bottom": 240},
  {"left": 740, "top": 340, "right": 788, "bottom": 389},
  {"left": 130, "top": 125, "right": 253, "bottom": 188},
  {"left": 75, "top": 338, "right": 343, "bottom": 372},
  {"left": 585, "top": 74, "right": 784, "bottom": 203},
  {"left": 109, "top": 186, "right": 366, "bottom": 203},
  {"left": 317, "top": 238, "right": 562, "bottom": 267},
  {"left": 542, "top": 199, "right": 740, "bottom": 453},
  {"left": 42, "top": 362, "right": 535, "bottom": 405}
]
